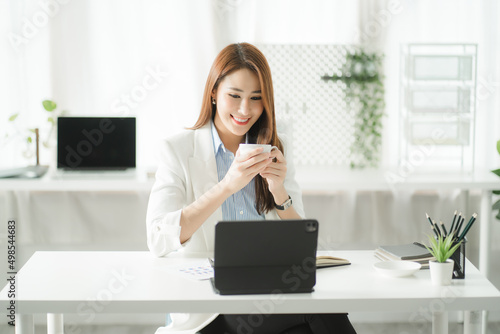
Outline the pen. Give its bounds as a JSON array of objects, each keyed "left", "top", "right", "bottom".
[
  {"left": 430, "top": 225, "right": 440, "bottom": 239},
  {"left": 452, "top": 212, "right": 462, "bottom": 237},
  {"left": 426, "top": 213, "right": 440, "bottom": 238},
  {"left": 449, "top": 210, "right": 457, "bottom": 235},
  {"left": 456, "top": 216, "right": 465, "bottom": 238},
  {"left": 458, "top": 213, "right": 477, "bottom": 242},
  {"left": 439, "top": 220, "right": 448, "bottom": 237},
  {"left": 432, "top": 219, "right": 442, "bottom": 237}
]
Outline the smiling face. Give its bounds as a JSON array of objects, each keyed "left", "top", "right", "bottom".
[{"left": 212, "top": 68, "right": 264, "bottom": 150}]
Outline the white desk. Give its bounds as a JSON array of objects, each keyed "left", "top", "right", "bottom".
[
  {"left": 1, "top": 251, "right": 499, "bottom": 334},
  {"left": 0, "top": 169, "right": 154, "bottom": 192},
  {"left": 294, "top": 167, "right": 500, "bottom": 192},
  {"left": 1, "top": 166, "right": 498, "bottom": 276}
]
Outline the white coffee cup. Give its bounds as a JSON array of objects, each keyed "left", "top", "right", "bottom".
[{"left": 238, "top": 143, "right": 278, "bottom": 155}]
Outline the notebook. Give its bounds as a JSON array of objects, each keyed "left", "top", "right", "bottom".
[
  {"left": 212, "top": 219, "right": 319, "bottom": 295},
  {"left": 374, "top": 242, "right": 434, "bottom": 269},
  {"left": 56, "top": 117, "right": 136, "bottom": 174},
  {"left": 377, "top": 242, "right": 432, "bottom": 260}
]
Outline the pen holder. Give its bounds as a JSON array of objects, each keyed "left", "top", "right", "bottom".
[{"left": 450, "top": 239, "right": 466, "bottom": 279}]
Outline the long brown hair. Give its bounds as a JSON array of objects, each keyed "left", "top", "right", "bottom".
[{"left": 190, "top": 42, "right": 282, "bottom": 214}]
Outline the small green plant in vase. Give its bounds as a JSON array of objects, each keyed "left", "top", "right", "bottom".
[
  {"left": 425, "top": 234, "right": 462, "bottom": 286},
  {"left": 3, "top": 100, "right": 64, "bottom": 178},
  {"left": 425, "top": 234, "right": 462, "bottom": 263}
]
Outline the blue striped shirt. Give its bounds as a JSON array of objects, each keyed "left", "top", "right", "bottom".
[{"left": 211, "top": 122, "right": 264, "bottom": 221}]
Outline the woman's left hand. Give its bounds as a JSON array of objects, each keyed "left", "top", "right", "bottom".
[{"left": 259, "top": 148, "right": 288, "bottom": 201}]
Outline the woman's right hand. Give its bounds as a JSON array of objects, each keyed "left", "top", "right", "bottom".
[{"left": 221, "top": 147, "right": 272, "bottom": 194}]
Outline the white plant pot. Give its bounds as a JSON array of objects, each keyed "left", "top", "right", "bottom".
[{"left": 429, "top": 259, "right": 454, "bottom": 286}]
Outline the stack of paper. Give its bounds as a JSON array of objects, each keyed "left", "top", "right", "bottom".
[{"left": 374, "top": 242, "right": 434, "bottom": 269}]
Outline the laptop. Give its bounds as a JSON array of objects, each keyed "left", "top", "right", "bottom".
[
  {"left": 212, "top": 219, "right": 319, "bottom": 295},
  {"left": 55, "top": 117, "right": 136, "bottom": 177}
]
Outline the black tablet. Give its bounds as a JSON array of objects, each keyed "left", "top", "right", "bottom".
[{"left": 213, "top": 219, "right": 319, "bottom": 295}]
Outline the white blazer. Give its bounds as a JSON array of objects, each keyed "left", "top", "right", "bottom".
[{"left": 146, "top": 123, "right": 305, "bottom": 334}]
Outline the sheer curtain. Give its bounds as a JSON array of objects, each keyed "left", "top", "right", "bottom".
[
  {"left": 3, "top": 0, "right": 497, "bottom": 169},
  {"left": 1, "top": 0, "right": 52, "bottom": 167}
]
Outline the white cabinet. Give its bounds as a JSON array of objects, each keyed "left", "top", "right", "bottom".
[{"left": 399, "top": 44, "right": 477, "bottom": 171}]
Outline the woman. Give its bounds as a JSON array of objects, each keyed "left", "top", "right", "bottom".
[{"left": 146, "top": 43, "right": 356, "bottom": 334}]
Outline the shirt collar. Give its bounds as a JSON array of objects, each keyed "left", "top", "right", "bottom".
[{"left": 211, "top": 120, "right": 226, "bottom": 154}]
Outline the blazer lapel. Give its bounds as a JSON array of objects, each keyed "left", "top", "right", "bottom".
[
  {"left": 188, "top": 124, "right": 223, "bottom": 249},
  {"left": 188, "top": 124, "right": 219, "bottom": 199}
]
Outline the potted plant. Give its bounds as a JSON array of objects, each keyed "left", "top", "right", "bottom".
[
  {"left": 321, "top": 50, "right": 385, "bottom": 169},
  {"left": 6, "top": 100, "right": 64, "bottom": 167},
  {"left": 425, "top": 234, "right": 462, "bottom": 286}
]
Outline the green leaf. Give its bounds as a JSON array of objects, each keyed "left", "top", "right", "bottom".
[
  {"left": 446, "top": 238, "right": 462, "bottom": 259},
  {"left": 443, "top": 233, "right": 453, "bottom": 250},
  {"left": 27, "top": 136, "right": 32, "bottom": 144},
  {"left": 8, "top": 113, "right": 19, "bottom": 122},
  {"left": 497, "top": 140, "right": 500, "bottom": 155},
  {"left": 444, "top": 242, "right": 462, "bottom": 260},
  {"left": 42, "top": 100, "right": 57, "bottom": 112},
  {"left": 493, "top": 199, "right": 500, "bottom": 210},
  {"left": 28, "top": 128, "right": 36, "bottom": 133},
  {"left": 492, "top": 190, "right": 500, "bottom": 195},
  {"left": 424, "top": 244, "right": 435, "bottom": 258},
  {"left": 48, "top": 117, "right": 55, "bottom": 124},
  {"left": 428, "top": 234, "right": 438, "bottom": 249},
  {"left": 492, "top": 169, "right": 500, "bottom": 178}
]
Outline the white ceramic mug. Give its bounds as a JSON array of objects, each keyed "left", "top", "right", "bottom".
[{"left": 238, "top": 143, "right": 278, "bottom": 154}]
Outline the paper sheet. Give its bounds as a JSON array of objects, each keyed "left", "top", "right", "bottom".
[{"left": 167, "top": 259, "right": 214, "bottom": 280}]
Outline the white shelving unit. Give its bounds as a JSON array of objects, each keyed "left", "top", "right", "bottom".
[{"left": 399, "top": 44, "right": 477, "bottom": 172}]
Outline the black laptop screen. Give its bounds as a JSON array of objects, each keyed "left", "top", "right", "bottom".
[{"left": 57, "top": 117, "right": 136, "bottom": 170}]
